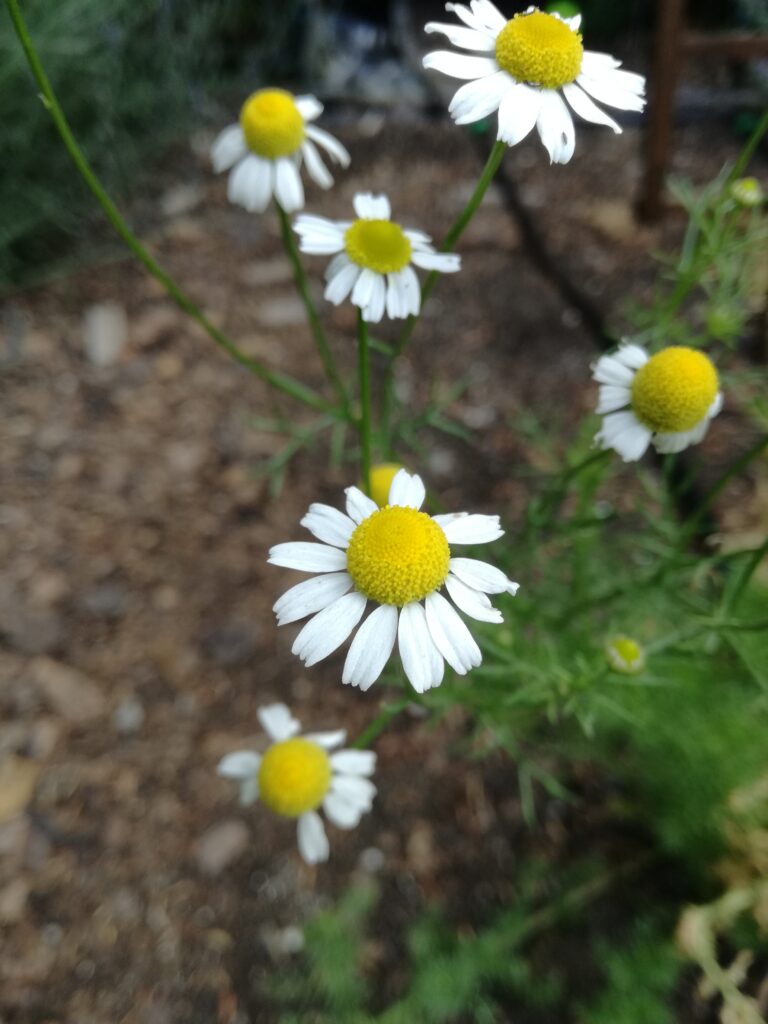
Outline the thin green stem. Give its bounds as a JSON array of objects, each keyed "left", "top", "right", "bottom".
[
  {"left": 357, "top": 311, "right": 373, "bottom": 494},
  {"left": 276, "top": 203, "right": 351, "bottom": 417},
  {"left": 352, "top": 699, "right": 410, "bottom": 750},
  {"left": 5, "top": 0, "right": 335, "bottom": 416},
  {"left": 381, "top": 140, "right": 507, "bottom": 445},
  {"left": 726, "top": 109, "right": 768, "bottom": 185}
]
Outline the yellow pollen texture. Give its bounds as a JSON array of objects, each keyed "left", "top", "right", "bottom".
[
  {"left": 344, "top": 219, "right": 412, "bottom": 274},
  {"left": 369, "top": 463, "right": 404, "bottom": 507},
  {"left": 630, "top": 347, "right": 718, "bottom": 433},
  {"left": 495, "top": 11, "right": 583, "bottom": 89},
  {"left": 240, "top": 89, "right": 305, "bottom": 159},
  {"left": 258, "top": 738, "right": 331, "bottom": 817},
  {"left": 346, "top": 506, "right": 450, "bottom": 606}
]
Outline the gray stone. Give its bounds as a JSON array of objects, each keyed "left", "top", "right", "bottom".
[{"left": 195, "top": 819, "right": 250, "bottom": 876}]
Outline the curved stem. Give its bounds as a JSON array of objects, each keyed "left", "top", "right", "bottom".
[
  {"left": 5, "top": 0, "right": 336, "bottom": 416},
  {"left": 357, "top": 311, "right": 373, "bottom": 494},
  {"left": 276, "top": 203, "right": 351, "bottom": 417}
]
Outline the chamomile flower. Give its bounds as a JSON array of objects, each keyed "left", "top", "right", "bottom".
[
  {"left": 268, "top": 469, "right": 519, "bottom": 693},
  {"left": 293, "top": 193, "right": 460, "bottom": 323},
  {"left": 211, "top": 89, "right": 350, "bottom": 214},
  {"left": 593, "top": 343, "right": 723, "bottom": 462},
  {"left": 605, "top": 635, "right": 645, "bottom": 675},
  {"left": 218, "top": 703, "right": 376, "bottom": 865},
  {"left": 423, "top": 3, "right": 645, "bottom": 164},
  {"left": 730, "top": 177, "right": 764, "bottom": 208}
]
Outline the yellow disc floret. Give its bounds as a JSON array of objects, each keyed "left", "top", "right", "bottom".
[
  {"left": 344, "top": 219, "right": 412, "bottom": 274},
  {"left": 346, "top": 506, "right": 450, "bottom": 606},
  {"left": 495, "top": 11, "right": 583, "bottom": 89},
  {"left": 258, "top": 738, "right": 331, "bottom": 817},
  {"left": 369, "top": 463, "right": 404, "bottom": 507},
  {"left": 630, "top": 347, "right": 719, "bottom": 433},
  {"left": 606, "top": 635, "right": 645, "bottom": 675},
  {"left": 240, "top": 89, "right": 305, "bottom": 159}
]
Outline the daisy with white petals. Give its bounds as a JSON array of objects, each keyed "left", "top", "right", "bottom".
[
  {"left": 294, "top": 193, "right": 460, "bottom": 323},
  {"left": 211, "top": 89, "right": 350, "bottom": 213},
  {"left": 269, "top": 469, "right": 519, "bottom": 693},
  {"left": 218, "top": 703, "right": 376, "bottom": 865},
  {"left": 593, "top": 343, "right": 723, "bottom": 462},
  {"left": 423, "top": 3, "right": 645, "bottom": 164}
]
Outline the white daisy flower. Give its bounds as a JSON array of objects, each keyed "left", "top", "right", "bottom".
[
  {"left": 605, "top": 635, "right": 645, "bottom": 675},
  {"left": 293, "top": 193, "right": 461, "bottom": 323},
  {"left": 268, "top": 469, "right": 519, "bottom": 693},
  {"left": 218, "top": 702, "right": 376, "bottom": 865},
  {"left": 211, "top": 88, "right": 350, "bottom": 214},
  {"left": 422, "top": 3, "right": 646, "bottom": 164},
  {"left": 593, "top": 343, "right": 723, "bottom": 462}
]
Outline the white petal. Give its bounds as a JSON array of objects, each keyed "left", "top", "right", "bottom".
[
  {"left": 352, "top": 267, "right": 377, "bottom": 309},
  {"left": 218, "top": 750, "right": 261, "bottom": 779},
  {"left": 424, "top": 20, "right": 496, "bottom": 51},
  {"left": 469, "top": 0, "right": 507, "bottom": 32},
  {"left": 445, "top": 2, "right": 488, "bottom": 32},
  {"left": 228, "top": 155, "right": 272, "bottom": 212},
  {"left": 577, "top": 71, "right": 645, "bottom": 112},
  {"left": 411, "top": 250, "right": 461, "bottom": 273},
  {"left": 238, "top": 776, "right": 259, "bottom": 806},
  {"left": 304, "top": 125, "right": 351, "bottom": 167},
  {"left": 304, "top": 729, "right": 347, "bottom": 749},
  {"left": 297, "top": 811, "right": 329, "bottom": 864},
  {"left": 596, "top": 383, "right": 631, "bottom": 414},
  {"left": 274, "top": 158, "right": 304, "bottom": 213},
  {"left": 330, "top": 774, "right": 376, "bottom": 808},
  {"left": 396, "top": 265, "right": 421, "bottom": 317},
  {"left": 398, "top": 603, "right": 444, "bottom": 693},
  {"left": 596, "top": 411, "right": 652, "bottom": 462},
  {"left": 301, "top": 138, "right": 334, "bottom": 189},
  {"left": 291, "top": 592, "right": 367, "bottom": 667},
  {"left": 294, "top": 213, "right": 346, "bottom": 241},
  {"left": 581, "top": 51, "right": 622, "bottom": 76},
  {"left": 268, "top": 541, "right": 348, "bottom": 573},
  {"left": 425, "top": 592, "right": 481, "bottom": 674},
  {"left": 445, "top": 575, "right": 503, "bottom": 623},
  {"left": 422, "top": 50, "right": 499, "bottom": 80},
  {"left": 386, "top": 273, "right": 408, "bottom": 320},
  {"left": 274, "top": 572, "right": 353, "bottom": 626},
  {"left": 345, "top": 486, "right": 378, "bottom": 524},
  {"left": 497, "top": 82, "right": 541, "bottom": 146},
  {"left": 449, "top": 556, "right": 518, "bottom": 595},
  {"left": 342, "top": 605, "right": 398, "bottom": 691},
  {"left": 448, "top": 71, "right": 513, "bottom": 125},
  {"left": 325, "top": 261, "right": 360, "bottom": 305},
  {"left": 258, "top": 703, "right": 301, "bottom": 742},
  {"left": 325, "top": 252, "right": 350, "bottom": 280},
  {"left": 434, "top": 513, "right": 504, "bottom": 544},
  {"left": 536, "top": 90, "right": 576, "bottom": 164},
  {"left": 615, "top": 344, "right": 649, "bottom": 369},
  {"left": 404, "top": 229, "right": 433, "bottom": 246},
  {"left": 295, "top": 94, "right": 323, "bottom": 121},
  {"left": 363, "top": 274, "right": 387, "bottom": 324},
  {"left": 652, "top": 428, "right": 699, "bottom": 454},
  {"left": 301, "top": 503, "right": 356, "bottom": 547},
  {"left": 388, "top": 469, "right": 426, "bottom": 509},
  {"left": 330, "top": 750, "right": 377, "bottom": 776},
  {"left": 323, "top": 792, "right": 364, "bottom": 829},
  {"left": 211, "top": 124, "right": 247, "bottom": 172},
  {"left": 562, "top": 82, "right": 621, "bottom": 133},
  {"left": 353, "top": 192, "right": 391, "bottom": 220}
]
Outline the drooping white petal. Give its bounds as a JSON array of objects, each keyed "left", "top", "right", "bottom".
[
  {"left": 363, "top": 274, "right": 387, "bottom": 324},
  {"left": 323, "top": 792, "right": 364, "bottom": 829},
  {"left": 304, "top": 729, "right": 347, "bottom": 749},
  {"left": 577, "top": 71, "right": 646, "bottom": 112},
  {"left": 345, "top": 486, "right": 378, "bottom": 524},
  {"left": 342, "top": 605, "right": 398, "bottom": 691},
  {"left": 301, "top": 503, "right": 356, "bottom": 548},
  {"left": 325, "top": 261, "right": 361, "bottom": 304},
  {"left": 330, "top": 774, "right": 376, "bottom": 808},
  {"left": 294, "top": 94, "right": 323, "bottom": 121},
  {"left": 536, "top": 90, "right": 576, "bottom": 164},
  {"left": 268, "top": 541, "right": 348, "bottom": 573},
  {"left": 274, "top": 572, "right": 353, "bottom": 626},
  {"left": 595, "top": 410, "right": 652, "bottom": 462},
  {"left": 434, "top": 512, "right": 504, "bottom": 544},
  {"left": 580, "top": 51, "right": 622, "bottom": 76},
  {"left": 258, "top": 703, "right": 301, "bottom": 742},
  {"left": 218, "top": 750, "right": 261, "bottom": 779},
  {"left": 386, "top": 273, "right": 408, "bottom": 320},
  {"left": 445, "top": 2, "right": 490, "bottom": 33},
  {"left": 652, "top": 427, "right": 700, "bottom": 455},
  {"left": 301, "top": 138, "right": 333, "bottom": 189},
  {"left": 297, "top": 811, "right": 329, "bottom": 864},
  {"left": 238, "top": 776, "right": 259, "bottom": 806},
  {"left": 291, "top": 592, "right": 367, "bottom": 667},
  {"left": 325, "top": 252, "right": 350, "bottom": 280},
  {"left": 470, "top": 0, "right": 507, "bottom": 32},
  {"left": 497, "top": 82, "right": 541, "bottom": 146},
  {"left": 448, "top": 70, "right": 513, "bottom": 126},
  {"left": 396, "top": 265, "right": 421, "bottom": 317},
  {"left": 330, "top": 750, "right": 377, "bottom": 776},
  {"left": 596, "top": 383, "right": 632, "bottom": 415},
  {"left": 274, "top": 158, "right": 304, "bottom": 213},
  {"left": 211, "top": 124, "right": 247, "bottom": 172},
  {"left": 424, "top": 20, "right": 496, "bottom": 51},
  {"left": 305, "top": 124, "right": 351, "bottom": 166},
  {"left": 423, "top": 50, "right": 499, "bottom": 80},
  {"left": 448, "top": 557, "right": 518, "bottom": 595},
  {"left": 562, "top": 83, "right": 621, "bottom": 133},
  {"left": 445, "top": 575, "right": 503, "bottom": 623},
  {"left": 398, "top": 602, "right": 444, "bottom": 693},
  {"left": 388, "top": 469, "right": 426, "bottom": 510},
  {"left": 228, "top": 154, "right": 273, "bottom": 212},
  {"left": 410, "top": 250, "right": 461, "bottom": 273},
  {"left": 352, "top": 267, "right": 377, "bottom": 309},
  {"left": 425, "top": 592, "right": 482, "bottom": 674},
  {"left": 353, "top": 193, "right": 391, "bottom": 220}
]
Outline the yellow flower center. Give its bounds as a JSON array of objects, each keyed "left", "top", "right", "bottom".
[
  {"left": 346, "top": 506, "right": 450, "bottom": 606},
  {"left": 606, "top": 636, "right": 645, "bottom": 675},
  {"left": 240, "top": 89, "right": 305, "bottom": 159},
  {"left": 495, "top": 11, "right": 583, "bottom": 89},
  {"left": 369, "top": 463, "right": 404, "bottom": 507},
  {"left": 630, "top": 347, "right": 719, "bottom": 433},
  {"left": 258, "top": 738, "right": 331, "bottom": 817},
  {"left": 344, "top": 220, "right": 412, "bottom": 274}
]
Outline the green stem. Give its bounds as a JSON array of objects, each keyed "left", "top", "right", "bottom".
[
  {"left": 352, "top": 699, "right": 409, "bottom": 749},
  {"left": 381, "top": 140, "right": 507, "bottom": 445},
  {"left": 5, "top": 0, "right": 335, "bottom": 416},
  {"left": 276, "top": 203, "right": 351, "bottom": 417},
  {"left": 357, "top": 311, "right": 373, "bottom": 494},
  {"left": 726, "top": 109, "right": 768, "bottom": 185}
]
